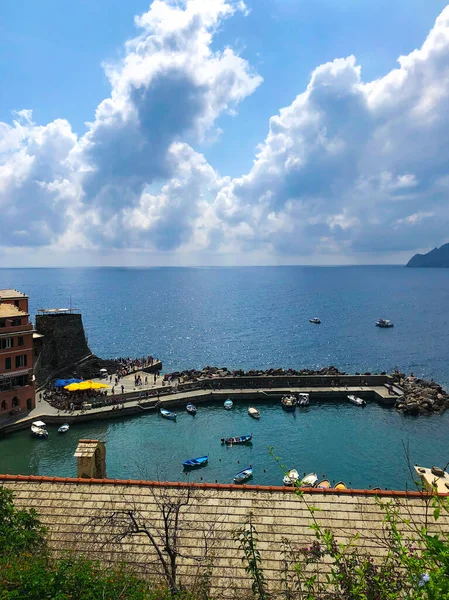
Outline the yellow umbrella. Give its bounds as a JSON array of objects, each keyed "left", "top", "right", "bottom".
[{"left": 64, "top": 380, "right": 109, "bottom": 391}]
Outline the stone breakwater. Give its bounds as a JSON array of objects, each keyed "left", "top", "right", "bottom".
[{"left": 391, "top": 372, "right": 449, "bottom": 415}]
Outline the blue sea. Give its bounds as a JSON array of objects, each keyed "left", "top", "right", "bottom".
[{"left": 1, "top": 265, "right": 449, "bottom": 488}]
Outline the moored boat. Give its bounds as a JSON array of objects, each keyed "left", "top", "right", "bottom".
[
  {"left": 248, "top": 407, "right": 260, "bottom": 419},
  {"left": 234, "top": 467, "right": 253, "bottom": 483},
  {"left": 376, "top": 318, "right": 394, "bottom": 328},
  {"left": 283, "top": 469, "right": 299, "bottom": 486},
  {"left": 281, "top": 395, "right": 296, "bottom": 411},
  {"left": 31, "top": 421, "right": 48, "bottom": 439},
  {"left": 309, "top": 317, "right": 321, "bottom": 324},
  {"left": 186, "top": 403, "right": 197, "bottom": 415},
  {"left": 297, "top": 393, "right": 310, "bottom": 407},
  {"left": 58, "top": 423, "right": 70, "bottom": 433},
  {"left": 221, "top": 434, "right": 252, "bottom": 445},
  {"left": 300, "top": 472, "right": 318, "bottom": 487},
  {"left": 224, "top": 399, "right": 233, "bottom": 410},
  {"left": 348, "top": 394, "right": 366, "bottom": 407},
  {"left": 183, "top": 456, "right": 208, "bottom": 468},
  {"left": 335, "top": 481, "right": 347, "bottom": 490},
  {"left": 160, "top": 408, "right": 177, "bottom": 420},
  {"left": 316, "top": 479, "right": 331, "bottom": 488}
]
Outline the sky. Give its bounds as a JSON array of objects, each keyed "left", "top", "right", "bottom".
[{"left": 1, "top": 0, "right": 449, "bottom": 267}]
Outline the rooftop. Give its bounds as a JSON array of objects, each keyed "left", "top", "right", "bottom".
[
  {"left": 0, "top": 289, "right": 27, "bottom": 300},
  {"left": 2, "top": 474, "right": 447, "bottom": 596},
  {"left": 0, "top": 304, "right": 28, "bottom": 319}
]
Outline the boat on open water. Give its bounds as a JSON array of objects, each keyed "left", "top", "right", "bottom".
[
  {"left": 58, "top": 423, "right": 70, "bottom": 433},
  {"left": 160, "top": 408, "right": 177, "bottom": 420},
  {"left": 309, "top": 317, "right": 321, "bottom": 324},
  {"left": 31, "top": 421, "right": 48, "bottom": 439},
  {"left": 224, "top": 399, "right": 233, "bottom": 410},
  {"left": 376, "top": 318, "right": 394, "bottom": 328},
  {"left": 281, "top": 395, "right": 296, "bottom": 411},
  {"left": 186, "top": 403, "right": 197, "bottom": 415},
  {"left": 183, "top": 456, "right": 208, "bottom": 468},
  {"left": 221, "top": 434, "right": 252, "bottom": 445},
  {"left": 248, "top": 407, "right": 260, "bottom": 419},
  {"left": 234, "top": 467, "right": 253, "bottom": 483},
  {"left": 348, "top": 394, "right": 366, "bottom": 407}
]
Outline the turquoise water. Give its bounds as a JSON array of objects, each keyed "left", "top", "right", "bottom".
[{"left": 1, "top": 265, "right": 449, "bottom": 488}]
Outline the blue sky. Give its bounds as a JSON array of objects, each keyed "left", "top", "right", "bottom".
[{"left": 1, "top": 0, "right": 449, "bottom": 266}]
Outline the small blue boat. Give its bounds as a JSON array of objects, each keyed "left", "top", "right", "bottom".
[
  {"left": 186, "top": 403, "right": 197, "bottom": 415},
  {"left": 183, "top": 455, "right": 208, "bottom": 468},
  {"left": 221, "top": 434, "right": 252, "bottom": 445},
  {"left": 160, "top": 408, "right": 177, "bottom": 420},
  {"left": 234, "top": 467, "right": 253, "bottom": 483},
  {"left": 224, "top": 399, "right": 233, "bottom": 410}
]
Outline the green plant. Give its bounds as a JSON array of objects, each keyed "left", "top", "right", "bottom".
[{"left": 234, "top": 512, "right": 268, "bottom": 600}]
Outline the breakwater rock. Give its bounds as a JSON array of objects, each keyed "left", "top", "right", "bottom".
[
  {"left": 168, "top": 365, "right": 347, "bottom": 381},
  {"left": 392, "top": 372, "right": 449, "bottom": 415}
]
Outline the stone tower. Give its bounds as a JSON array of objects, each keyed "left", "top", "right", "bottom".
[{"left": 74, "top": 439, "right": 106, "bottom": 479}]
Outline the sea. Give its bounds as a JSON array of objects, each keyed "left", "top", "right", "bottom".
[{"left": 1, "top": 265, "right": 449, "bottom": 489}]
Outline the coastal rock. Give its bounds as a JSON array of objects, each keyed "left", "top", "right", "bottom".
[{"left": 407, "top": 243, "right": 449, "bottom": 268}]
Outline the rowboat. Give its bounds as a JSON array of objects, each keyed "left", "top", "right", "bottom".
[
  {"left": 283, "top": 469, "right": 299, "bottom": 486},
  {"left": 224, "top": 399, "right": 233, "bottom": 410},
  {"left": 31, "top": 421, "right": 48, "bottom": 439},
  {"left": 160, "top": 408, "right": 177, "bottom": 420},
  {"left": 221, "top": 434, "right": 252, "bottom": 445},
  {"left": 316, "top": 479, "right": 331, "bottom": 488},
  {"left": 348, "top": 395, "right": 366, "bottom": 407},
  {"left": 183, "top": 456, "right": 208, "bottom": 468},
  {"left": 248, "top": 407, "right": 260, "bottom": 419},
  {"left": 335, "top": 481, "right": 347, "bottom": 490},
  {"left": 297, "top": 393, "right": 309, "bottom": 407},
  {"left": 300, "top": 472, "right": 318, "bottom": 487},
  {"left": 281, "top": 395, "right": 296, "bottom": 411},
  {"left": 234, "top": 467, "right": 253, "bottom": 483},
  {"left": 58, "top": 423, "right": 70, "bottom": 433},
  {"left": 186, "top": 403, "right": 197, "bottom": 415}
]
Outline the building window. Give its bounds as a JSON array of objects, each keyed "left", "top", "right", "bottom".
[
  {"left": 1, "top": 400, "right": 6, "bottom": 411},
  {"left": 12, "top": 397, "right": 19, "bottom": 407},
  {"left": 0, "top": 338, "right": 13, "bottom": 349},
  {"left": 26, "top": 398, "right": 32, "bottom": 410},
  {"left": 14, "top": 300, "right": 20, "bottom": 307},
  {"left": 5, "top": 357, "right": 11, "bottom": 370},
  {"left": 18, "top": 336, "right": 24, "bottom": 346},
  {"left": 15, "top": 355, "right": 28, "bottom": 368}
]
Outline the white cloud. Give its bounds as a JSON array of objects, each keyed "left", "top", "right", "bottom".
[{"left": 2, "top": 1, "right": 449, "bottom": 264}]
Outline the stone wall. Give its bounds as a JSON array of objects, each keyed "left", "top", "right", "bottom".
[{"left": 34, "top": 314, "right": 91, "bottom": 385}]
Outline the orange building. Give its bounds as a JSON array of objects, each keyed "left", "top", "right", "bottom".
[{"left": 0, "top": 289, "right": 35, "bottom": 417}]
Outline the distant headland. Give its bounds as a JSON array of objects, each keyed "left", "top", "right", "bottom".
[{"left": 407, "top": 243, "right": 449, "bottom": 267}]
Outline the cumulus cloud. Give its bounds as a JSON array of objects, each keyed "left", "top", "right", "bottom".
[{"left": 2, "top": 1, "right": 449, "bottom": 263}]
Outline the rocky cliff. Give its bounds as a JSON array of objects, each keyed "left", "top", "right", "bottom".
[{"left": 407, "top": 243, "right": 449, "bottom": 267}]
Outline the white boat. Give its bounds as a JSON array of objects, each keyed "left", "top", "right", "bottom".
[
  {"left": 160, "top": 408, "right": 177, "bottom": 420},
  {"left": 281, "top": 395, "right": 296, "bottom": 411},
  {"left": 31, "top": 421, "right": 48, "bottom": 439},
  {"left": 309, "top": 317, "right": 321, "bottom": 324},
  {"left": 224, "top": 399, "right": 233, "bottom": 410},
  {"left": 58, "top": 423, "right": 70, "bottom": 433},
  {"left": 297, "top": 393, "right": 309, "bottom": 407},
  {"left": 376, "top": 318, "right": 394, "bottom": 328},
  {"left": 248, "top": 407, "right": 260, "bottom": 419},
  {"left": 300, "top": 472, "right": 318, "bottom": 487},
  {"left": 283, "top": 469, "right": 299, "bottom": 486},
  {"left": 348, "top": 394, "right": 366, "bottom": 407}
]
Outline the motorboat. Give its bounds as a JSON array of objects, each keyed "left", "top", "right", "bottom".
[
  {"left": 183, "top": 456, "right": 208, "bottom": 468},
  {"left": 160, "top": 408, "right": 177, "bottom": 420},
  {"left": 283, "top": 469, "right": 299, "bottom": 486},
  {"left": 300, "top": 472, "right": 318, "bottom": 487},
  {"left": 316, "top": 479, "right": 331, "bottom": 488},
  {"left": 248, "top": 407, "right": 260, "bottom": 419},
  {"left": 31, "top": 421, "right": 48, "bottom": 439},
  {"left": 309, "top": 317, "right": 321, "bottom": 324},
  {"left": 221, "top": 434, "right": 252, "bottom": 445},
  {"left": 348, "top": 394, "right": 366, "bottom": 407},
  {"left": 335, "top": 481, "right": 347, "bottom": 490},
  {"left": 376, "top": 318, "right": 394, "bottom": 328},
  {"left": 234, "top": 467, "right": 253, "bottom": 484},
  {"left": 186, "top": 403, "right": 197, "bottom": 415},
  {"left": 224, "top": 399, "right": 233, "bottom": 410},
  {"left": 281, "top": 395, "right": 296, "bottom": 411},
  {"left": 57, "top": 423, "right": 70, "bottom": 433},
  {"left": 297, "top": 393, "right": 310, "bottom": 407}
]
